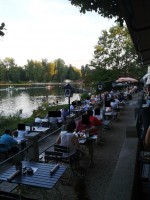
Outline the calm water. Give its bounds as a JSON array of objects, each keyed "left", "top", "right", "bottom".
[{"left": 0, "top": 86, "right": 80, "bottom": 118}]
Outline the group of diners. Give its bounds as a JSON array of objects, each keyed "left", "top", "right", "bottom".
[
  {"left": 54, "top": 89, "right": 129, "bottom": 170},
  {"left": 0, "top": 89, "right": 127, "bottom": 161},
  {"left": 56, "top": 109, "right": 103, "bottom": 170}
]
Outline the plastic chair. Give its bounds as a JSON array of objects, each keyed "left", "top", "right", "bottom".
[{"left": 45, "top": 144, "right": 76, "bottom": 185}]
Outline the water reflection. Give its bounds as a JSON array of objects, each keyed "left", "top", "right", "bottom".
[{"left": 0, "top": 86, "right": 80, "bottom": 118}]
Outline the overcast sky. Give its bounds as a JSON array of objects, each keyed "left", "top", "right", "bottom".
[{"left": 0, "top": 0, "right": 115, "bottom": 68}]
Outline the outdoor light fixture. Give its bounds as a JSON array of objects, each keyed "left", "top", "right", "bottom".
[
  {"left": 112, "top": 82, "right": 116, "bottom": 88},
  {"left": 98, "top": 82, "right": 103, "bottom": 91},
  {"left": 63, "top": 83, "right": 73, "bottom": 115}
]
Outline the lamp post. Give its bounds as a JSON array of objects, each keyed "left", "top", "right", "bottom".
[
  {"left": 112, "top": 82, "right": 116, "bottom": 88},
  {"left": 64, "top": 83, "right": 73, "bottom": 115},
  {"left": 97, "top": 82, "right": 103, "bottom": 101}
]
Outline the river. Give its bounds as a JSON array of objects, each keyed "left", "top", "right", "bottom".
[{"left": 0, "top": 86, "right": 80, "bottom": 118}]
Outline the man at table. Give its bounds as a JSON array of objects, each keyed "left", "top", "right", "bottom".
[
  {"left": 76, "top": 110, "right": 102, "bottom": 168},
  {"left": 0, "top": 129, "right": 19, "bottom": 156}
]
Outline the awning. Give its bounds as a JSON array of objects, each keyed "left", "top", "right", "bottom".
[{"left": 118, "top": 0, "right": 150, "bottom": 65}]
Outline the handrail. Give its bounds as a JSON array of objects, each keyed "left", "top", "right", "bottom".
[{"left": 0, "top": 114, "right": 82, "bottom": 166}]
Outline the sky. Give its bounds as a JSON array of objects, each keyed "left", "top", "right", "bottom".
[{"left": 0, "top": 0, "right": 115, "bottom": 68}]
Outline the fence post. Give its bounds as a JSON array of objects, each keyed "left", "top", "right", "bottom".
[{"left": 26, "top": 132, "right": 41, "bottom": 162}]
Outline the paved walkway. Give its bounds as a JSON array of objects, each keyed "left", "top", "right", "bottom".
[{"left": 83, "top": 95, "right": 138, "bottom": 200}]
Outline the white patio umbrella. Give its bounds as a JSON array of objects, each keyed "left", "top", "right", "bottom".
[{"left": 116, "top": 77, "right": 138, "bottom": 83}]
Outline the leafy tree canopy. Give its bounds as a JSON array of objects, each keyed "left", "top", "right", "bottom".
[
  {"left": 0, "top": 23, "right": 6, "bottom": 36},
  {"left": 68, "top": 0, "right": 123, "bottom": 24},
  {"left": 82, "top": 24, "right": 147, "bottom": 85}
]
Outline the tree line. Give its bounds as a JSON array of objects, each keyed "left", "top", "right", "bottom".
[
  {"left": 0, "top": 58, "right": 81, "bottom": 83},
  {"left": 0, "top": 21, "right": 147, "bottom": 84}
]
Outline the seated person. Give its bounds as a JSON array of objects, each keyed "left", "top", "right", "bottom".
[
  {"left": 12, "top": 130, "right": 27, "bottom": 149},
  {"left": 17, "top": 124, "right": 27, "bottom": 138},
  {"left": 85, "top": 97, "right": 91, "bottom": 105},
  {"left": 0, "top": 129, "right": 19, "bottom": 156},
  {"left": 76, "top": 109, "right": 102, "bottom": 136},
  {"left": 34, "top": 114, "right": 42, "bottom": 125},
  {"left": 61, "top": 108, "right": 69, "bottom": 121},
  {"left": 49, "top": 116, "right": 59, "bottom": 130},
  {"left": 93, "top": 106, "right": 103, "bottom": 121},
  {"left": 70, "top": 103, "right": 75, "bottom": 112},
  {"left": 57, "top": 109, "right": 63, "bottom": 127},
  {"left": 82, "top": 103, "right": 90, "bottom": 112},
  {"left": 56, "top": 120, "right": 81, "bottom": 171},
  {"left": 110, "top": 99, "right": 118, "bottom": 111},
  {"left": 76, "top": 110, "right": 102, "bottom": 168}
]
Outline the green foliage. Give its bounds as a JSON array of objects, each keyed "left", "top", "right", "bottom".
[
  {"left": 0, "top": 112, "right": 22, "bottom": 134},
  {"left": 80, "top": 24, "right": 147, "bottom": 87},
  {"left": 68, "top": 0, "right": 124, "bottom": 24},
  {"left": 0, "top": 58, "right": 81, "bottom": 83},
  {"left": 0, "top": 103, "right": 69, "bottom": 135},
  {"left": 80, "top": 92, "right": 90, "bottom": 100},
  {"left": 89, "top": 24, "right": 146, "bottom": 81},
  {"left": 0, "top": 22, "right": 5, "bottom": 36}
]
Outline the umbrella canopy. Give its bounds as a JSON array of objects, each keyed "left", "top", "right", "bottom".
[{"left": 116, "top": 77, "right": 138, "bottom": 83}]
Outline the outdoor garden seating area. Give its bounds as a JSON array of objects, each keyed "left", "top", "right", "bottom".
[{"left": 0, "top": 88, "right": 142, "bottom": 200}]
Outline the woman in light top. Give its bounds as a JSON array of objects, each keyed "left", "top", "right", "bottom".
[{"left": 56, "top": 120, "right": 81, "bottom": 169}]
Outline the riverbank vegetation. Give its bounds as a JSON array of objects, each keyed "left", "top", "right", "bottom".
[{"left": 0, "top": 103, "right": 69, "bottom": 135}]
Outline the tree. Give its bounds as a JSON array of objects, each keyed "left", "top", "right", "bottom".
[
  {"left": 68, "top": 0, "right": 123, "bottom": 24},
  {"left": 90, "top": 24, "right": 146, "bottom": 80},
  {"left": 0, "top": 23, "right": 6, "bottom": 36}
]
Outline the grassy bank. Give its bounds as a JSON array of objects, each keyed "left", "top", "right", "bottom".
[{"left": 0, "top": 103, "right": 68, "bottom": 135}]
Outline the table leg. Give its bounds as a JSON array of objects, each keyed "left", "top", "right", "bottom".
[{"left": 86, "top": 140, "right": 94, "bottom": 168}]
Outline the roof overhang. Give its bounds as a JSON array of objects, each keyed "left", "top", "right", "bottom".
[{"left": 118, "top": 0, "right": 150, "bottom": 66}]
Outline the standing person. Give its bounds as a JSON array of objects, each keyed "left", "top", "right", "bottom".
[
  {"left": 0, "top": 129, "right": 19, "bottom": 156},
  {"left": 56, "top": 120, "right": 81, "bottom": 171}
]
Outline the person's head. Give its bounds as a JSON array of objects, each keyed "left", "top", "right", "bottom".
[
  {"left": 12, "top": 130, "right": 18, "bottom": 137},
  {"left": 66, "top": 120, "right": 76, "bottom": 133},
  {"left": 4, "top": 129, "right": 11, "bottom": 135}
]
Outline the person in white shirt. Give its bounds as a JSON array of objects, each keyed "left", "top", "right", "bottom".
[
  {"left": 56, "top": 120, "right": 81, "bottom": 170},
  {"left": 70, "top": 103, "right": 75, "bottom": 112},
  {"left": 35, "top": 115, "right": 42, "bottom": 123},
  {"left": 83, "top": 103, "right": 90, "bottom": 112}
]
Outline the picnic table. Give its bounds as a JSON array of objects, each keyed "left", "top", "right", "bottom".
[{"left": 0, "top": 161, "right": 67, "bottom": 199}]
